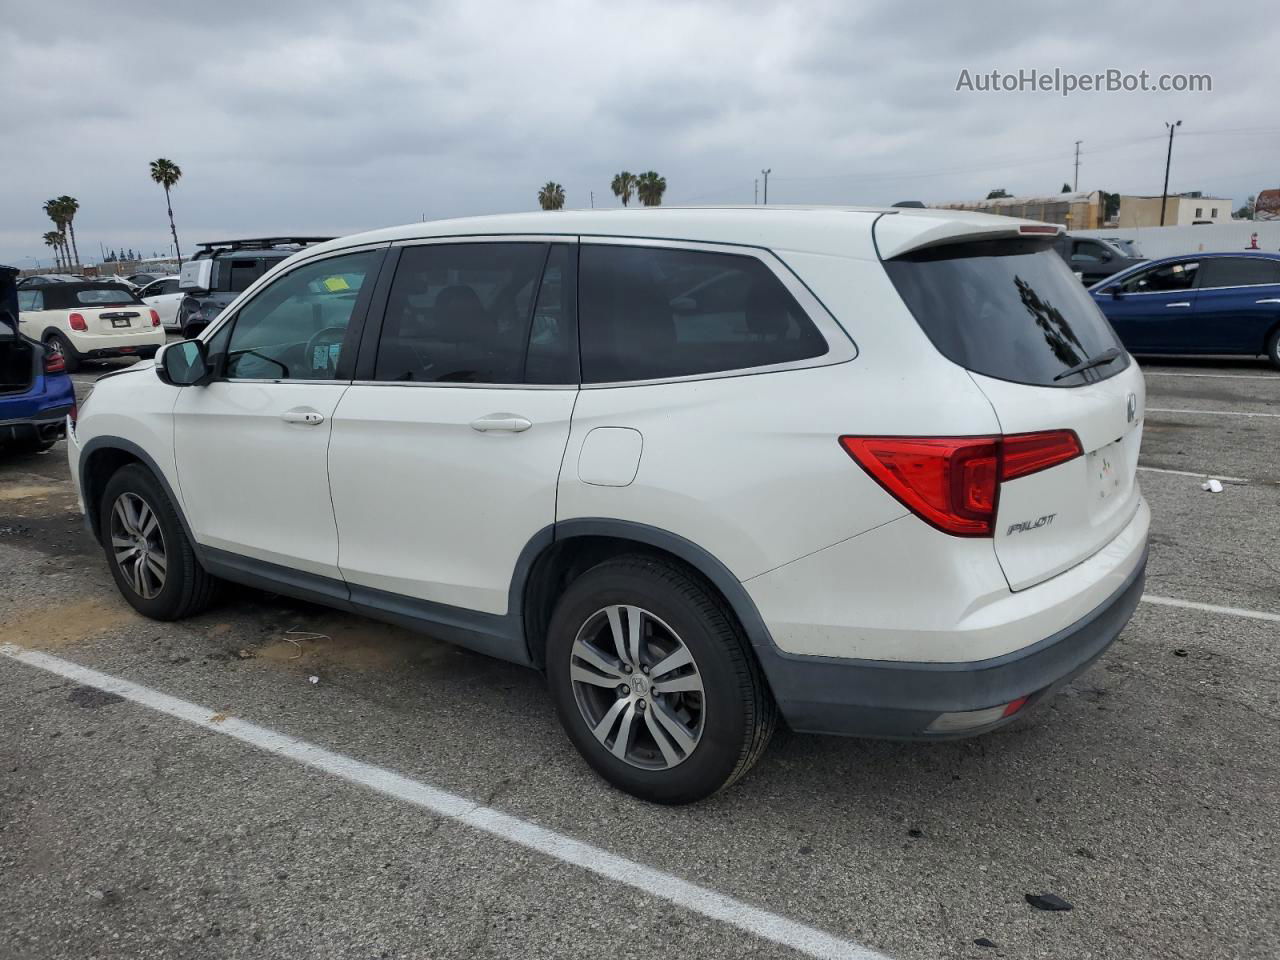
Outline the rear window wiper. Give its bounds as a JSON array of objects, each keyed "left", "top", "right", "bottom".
[{"left": 1053, "top": 346, "right": 1124, "bottom": 382}]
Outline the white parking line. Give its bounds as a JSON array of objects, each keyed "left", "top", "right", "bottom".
[
  {"left": 1141, "top": 595, "right": 1280, "bottom": 624},
  {"left": 1144, "top": 372, "right": 1279, "bottom": 381},
  {"left": 1147, "top": 407, "right": 1280, "bottom": 419},
  {"left": 1136, "top": 465, "right": 1253, "bottom": 484},
  {"left": 0, "top": 643, "right": 887, "bottom": 960}
]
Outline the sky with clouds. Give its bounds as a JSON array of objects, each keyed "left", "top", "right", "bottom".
[{"left": 2, "top": 0, "right": 1276, "bottom": 266}]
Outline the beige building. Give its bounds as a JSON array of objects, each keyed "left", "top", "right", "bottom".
[
  {"left": 937, "top": 191, "right": 1104, "bottom": 229},
  {"left": 1117, "top": 194, "right": 1234, "bottom": 227}
]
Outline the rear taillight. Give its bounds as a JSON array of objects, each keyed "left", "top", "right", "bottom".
[
  {"left": 68, "top": 403, "right": 78, "bottom": 430},
  {"left": 1001, "top": 430, "right": 1083, "bottom": 481},
  {"left": 69, "top": 312, "right": 87, "bottom": 331},
  {"left": 839, "top": 430, "right": 1083, "bottom": 538},
  {"left": 150, "top": 309, "right": 161, "bottom": 327},
  {"left": 44, "top": 351, "right": 66, "bottom": 375}
]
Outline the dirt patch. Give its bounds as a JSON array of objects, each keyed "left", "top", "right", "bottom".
[
  {"left": 253, "top": 614, "right": 457, "bottom": 673},
  {"left": 0, "top": 597, "right": 141, "bottom": 650},
  {"left": 0, "top": 483, "right": 64, "bottom": 502}
]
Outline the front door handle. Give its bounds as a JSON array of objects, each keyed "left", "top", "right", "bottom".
[
  {"left": 281, "top": 407, "right": 325, "bottom": 425},
  {"left": 1256, "top": 298, "right": 1280, "bottom": 305},
  {"left": 470, "top": 414, "right": 532, "bottom": 433},
  {"left": 1165, "top": 301, "right": 1192, "bottom": 308}
]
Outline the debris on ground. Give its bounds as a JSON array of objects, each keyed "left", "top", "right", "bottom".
[
  {"left": 1201, "top": 478, "right": 1224, "bottom": 493},
  {"left": 907, "top": 828, "right": 923, "bottom": 838},
  {"left": 308, "top": 675, "right": 320, "bottom": 685},
  {"left": 236, "top": 648, "right": 255, "bottom": 660},
  {"left": 973, "top": 937, "right": 998, "bottom": 948},
  {"left": 1025, "top": 892, "right": 1073, "bottom": 911},
  {"left": 282, "top": 627, "right": 331, "bottom": 660},
  {"left": 1173, "top": 648, "right": 1189, "bottom": 658}
]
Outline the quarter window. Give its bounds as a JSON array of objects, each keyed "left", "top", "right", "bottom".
[
  {"left": 373, "top": 242, "right": 563, "bottom": 384},
  {"left": 1195, "top": 257, "right": 1280, "bottom": 288},
  {"left": 18, "top": 290, "right": 43, "bottom": 311},
  {"left": 1118, "top": 261, "right": 1199, "bottom": 294},
  {"left": 578, "top": 244, "right": 826, "bottom": 383},
  {"left": 222, "top": 250, "right": 378, "bottom": 380}
]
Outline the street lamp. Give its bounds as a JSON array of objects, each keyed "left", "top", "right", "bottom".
[{"left": 1159, "top": 120, "right": 1181, "bottom": 227}]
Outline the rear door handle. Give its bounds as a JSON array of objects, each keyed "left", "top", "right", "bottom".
[
  {"left": 281, "top": 408, "right": 325, "bottom": 425},
  {"left": 1256, "top": 298, "right": 1280, "bottom": 305},
  {"left": 470, "top": 414, "right": 532, "bottom": 433},
  {"left": 1165, "top": 301, "right": 1191, "bottom": 308}
]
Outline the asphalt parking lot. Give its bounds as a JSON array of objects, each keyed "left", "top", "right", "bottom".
[{"left": 2, "top": 353, "right": 1277, "bottom": 960}]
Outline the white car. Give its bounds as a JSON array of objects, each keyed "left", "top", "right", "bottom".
[
  {"left": 67, "top": 207, "right": 1149, "bottom": 803},
  {"left": 137, "top": 275, "right": 184, "bottom": 331},
  {"left": 18, "top": 281, "right": 165, "bottom": 372}
]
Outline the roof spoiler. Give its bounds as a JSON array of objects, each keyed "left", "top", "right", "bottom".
[{"left": 874, "top": 216, "right": 1063, "bottom": 260}]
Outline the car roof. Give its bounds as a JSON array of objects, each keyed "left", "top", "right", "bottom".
[
  {"left": 298, "top": 205, "right": 1060, "bottom": 263},
  {"left": 1142, "top": 250, "right": 1280, "bottom": 266}
]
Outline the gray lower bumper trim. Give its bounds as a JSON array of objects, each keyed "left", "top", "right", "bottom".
[{"left": 761, "top": 548, "right": 1148, "bottom": 738}]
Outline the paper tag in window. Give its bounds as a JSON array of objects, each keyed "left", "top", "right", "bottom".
[{"left": 322, "top": 276, "right": 350, "bottom": 292}]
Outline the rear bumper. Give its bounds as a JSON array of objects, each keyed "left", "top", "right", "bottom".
[
  {"left": 758, "top": 545, "right": 1147, "bottom": 738},
  {"left": 0, "top": 403, "right": 74, "bottom": 444}
]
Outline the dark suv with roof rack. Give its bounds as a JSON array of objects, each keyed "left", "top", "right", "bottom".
[{"left": 177, "top": 237, "right": 333, "bottom": 337}]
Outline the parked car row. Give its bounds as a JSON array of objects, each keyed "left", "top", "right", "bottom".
[
  {"left": 1, "top": 265, "right": 76, "bottom": 454},
  {"left": 15, "top": 280, "right": 166, "bottom": 371}
]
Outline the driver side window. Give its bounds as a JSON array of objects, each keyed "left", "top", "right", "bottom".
[
  {"left": 1119, "top": 260, "right": 1198, "bottom": 294},
  {"left": 223, "top": 251, "right": 378, "bottom": 380}
]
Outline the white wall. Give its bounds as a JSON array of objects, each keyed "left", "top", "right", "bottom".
[{"left": 1074, "top": 222, "right": 1280, "bottom": 259}]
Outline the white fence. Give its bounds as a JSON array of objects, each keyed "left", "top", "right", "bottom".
[{"left": 1073, "top": 222, "right": 1280, "bottom": 259}]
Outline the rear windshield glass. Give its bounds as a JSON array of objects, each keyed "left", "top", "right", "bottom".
[
  {"left": 74, "top": 287, "right": 141, "bottom": 306},
  {"left": 883, "top": 238, "right": 1127, "bottom": 387}
]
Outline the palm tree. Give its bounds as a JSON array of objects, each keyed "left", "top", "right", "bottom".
[
  {"left": 43, "top": 198, "right": 71, "bottom": 268},
  {"left": 636, "top": 171, "right": 667, "bottom": 207},
  {"left": 538, "top": 181, "right": 566, "bottom": 210},
  {"left": 56, "top": 196, "right": 81, "bottom": 268},
  {"left": 42, "top": 231, "right": 65, "bottom": 270},
  {"left": 610, "top": 171, "right": 637, "bottom": 207},
  {"left": 149, "top": 158, "right": 184, "bottom": 265}
]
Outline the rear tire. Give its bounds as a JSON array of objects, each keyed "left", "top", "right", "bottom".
[
  {"left": 1266, "top": 327, "right": 1280, "bottom": 371},
  {"left": 545, "top": 555, "right": 775, "bottom": 804},
  {"left": 100, "top": 464, "right": 217, "bottom": 620},
  {"left": 45, "top": 333, "right": 80, "bottom": 373}
]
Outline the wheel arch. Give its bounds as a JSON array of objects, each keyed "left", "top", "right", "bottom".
[
  {"left": 518, "top": 519, "right": 780, "bottom": 677},
  {"left": 79, "top": 437, "right": 194, "bottom": 549}
]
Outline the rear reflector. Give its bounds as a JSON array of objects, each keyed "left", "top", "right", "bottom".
[
  {"left": 839, "top": 430, "right": 1084, "bottom": 538},
  {"left": 925, "top": 696, "right": 1030, "bottom": 734},
  {"left": 69, "top": 312, "right": 87, "bottom": 331}
]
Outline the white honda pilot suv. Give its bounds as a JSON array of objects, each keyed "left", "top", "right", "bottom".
[{"left": 69, "top": 208, "right": 1149, "bottom": 803}]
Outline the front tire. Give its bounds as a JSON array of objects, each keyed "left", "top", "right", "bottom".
[
  {"left": 546, "top": 555, "right": 775, "bottom": 804},
  {"left": 100, "top": 464, "right": 217, "bottom": 620},
  {"left": 1266, "top": 327, "right": 1280, "bottom": 370}
]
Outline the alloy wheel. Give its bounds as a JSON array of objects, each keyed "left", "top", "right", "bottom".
[
  {"left": 569, "top": 605, "right": 706, "bottom": 770},
  {"left": 109, "top": 492, "right": 167, "bottom": 599}
]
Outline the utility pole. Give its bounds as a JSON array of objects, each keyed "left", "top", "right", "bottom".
[
  {"left": 1073, "top": 140, "right": 1082, "bottom": 192},
  {"left": 590, "top": 191, "right": 595, "bottom": 209},
  {"left": 761, "top": 168, "right": 771, "bottom": 205},
  {"left": 754, "top": 179, "right": 759, "bottom": 204},
  {"left": 1160, "top": 120, "right": 1181, "bottom": 227}
]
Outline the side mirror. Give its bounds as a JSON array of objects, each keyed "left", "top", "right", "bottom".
[{"left": 156, "top": 339, "right": 212, "bottom": 387}]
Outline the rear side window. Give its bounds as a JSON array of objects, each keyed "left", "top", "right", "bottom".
[
  {"left": 374, "top": 242, "right": 563, "bottom": 384},
  {"left": 18, "top": 290, "right": 43, "bottom": 311},
  {"left": 884, "top": 239, "right": 1127, "bottom": 387},
  {"left": 1197, "top": 257, "right": 1280, "bottom": 288},
  {"left": 579, "top": 244, "right": 826, "bottom": 383}
]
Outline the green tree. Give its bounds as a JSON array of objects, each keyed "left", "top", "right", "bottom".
[
  {"left": 538, "top": 181, "right": 566, "bottom": 210},
  {"left": 55, "top": 196, "right": 81, "bottom": 267},
  {"left": 636, "top": 171, "right": 667, "bottom": 207},
  {"left": 42, "top": 198, "right": 71, "bottom": 268},
  {"left": 149, "top": 158, "right": 184, "bottom": 265},
  {"left": 1234, "top": 195, "right": 1256, "bottom": 220},
  {"left": 42, "top": 231, "right": 65, "bottom": 270},
  {"left": 610, "top": 171, "right": 637, "bottom": 207},
  {"left": 986, "top": 188, "right": 1011, "bottom": 199},
  {"left": 1061, "top": 183, "right": 1072, "bottom": 193}
]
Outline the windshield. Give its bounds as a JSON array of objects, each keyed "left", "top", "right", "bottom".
[{"left": 884, "top": 238, "right": 1128, "bottom": 387}]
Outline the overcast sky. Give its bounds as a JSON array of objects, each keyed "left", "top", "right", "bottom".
[{"left": 3, "top": 0, "right": 1276, "bottom": 266}]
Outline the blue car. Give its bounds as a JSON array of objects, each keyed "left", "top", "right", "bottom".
[
  {"left": 1, "top": 265, "right": 76, "bottom": 454},
  {"left": 1090, "top": 251, "right": 1280, "bottom": 369}
]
